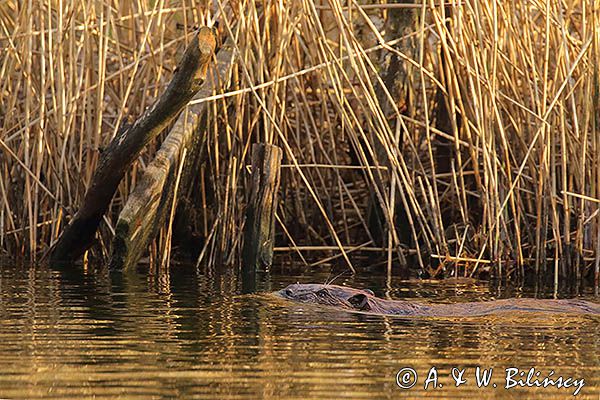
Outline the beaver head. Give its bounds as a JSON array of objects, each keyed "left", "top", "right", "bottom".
[{"left": 277, "top": 283, "right": 375, "bottom": 310}]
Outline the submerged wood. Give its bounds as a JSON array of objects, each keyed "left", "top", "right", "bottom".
[
  {"left": 50, "top": 27, "right": 217, "bottom": 265},
  {"left": 242, "top": 144, "right": 283, "bottom": 272},
  {"left": 109, "top": 36, "right": 235, "bottom": 271}
]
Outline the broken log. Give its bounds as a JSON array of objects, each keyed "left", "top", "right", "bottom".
[
  {"left": 109, "top": 37, "right": 236, "bottom": 271},
  {"left": 242, "top": 143, "right": 282, "bottom": 274},
  {"left": 50, "top": 27, "right": 217, "bottom": 265}
]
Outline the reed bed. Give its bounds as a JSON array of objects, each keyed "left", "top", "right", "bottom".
[{"left": 1, "top": 0, "right": 598, "bottom": 288}]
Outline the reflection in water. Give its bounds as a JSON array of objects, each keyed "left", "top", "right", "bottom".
[{"left": 0, "top": 265, "right": 598, "bottom": 399}]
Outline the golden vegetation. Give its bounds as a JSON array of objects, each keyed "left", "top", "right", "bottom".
[{"left": 1, "top": 1, "right": 598, "bottom": 286}]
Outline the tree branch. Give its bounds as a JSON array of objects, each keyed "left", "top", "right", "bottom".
[{"left": 50, "top": 27, "right": 217, "bottom": 265}]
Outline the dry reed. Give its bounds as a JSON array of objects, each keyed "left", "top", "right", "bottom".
[{"left": 0, "top": 0, "right": 598, "bottom": 290}]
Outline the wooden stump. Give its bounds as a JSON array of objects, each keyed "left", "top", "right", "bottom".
[{"left": 242, "top": 144, "right": 282, "bottom": 275}]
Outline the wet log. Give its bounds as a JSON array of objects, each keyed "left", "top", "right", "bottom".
[
  {"left": 109, "top": 37, "right": 236, "bottom": 271},
  {"left": 242, "top": 144, "right": 283, "bottom": 273},
  {"left": 50, "top": 27, "right": 217, "bottom": 265}
]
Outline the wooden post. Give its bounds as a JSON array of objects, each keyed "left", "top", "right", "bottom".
[
  {"left": 242, "top": 143, "right": 282, "bottom": 275},
  {"left": 50, "top": 27, "right": 217, "bottom": 265}
]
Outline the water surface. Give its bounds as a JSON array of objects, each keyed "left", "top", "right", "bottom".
[{"left": 0, "top": 265, "right": 598, "bottom": 399}]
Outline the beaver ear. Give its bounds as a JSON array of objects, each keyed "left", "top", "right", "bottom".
[{"left": 348, "top": 294, "right": 370, "bottom": 310}]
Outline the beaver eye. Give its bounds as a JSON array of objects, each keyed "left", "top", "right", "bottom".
[
  {"left": 316, "top": 289, "right": 329, "bottom": 297},
  {"left": 285, "top": 288, "right": 293, "bottom": 296}
]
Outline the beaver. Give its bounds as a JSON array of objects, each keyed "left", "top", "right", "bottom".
[{"left": 276, "top": 283, "right": 600, "bottom": 317}]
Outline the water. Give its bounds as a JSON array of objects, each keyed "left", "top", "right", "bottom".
[{"left": 0, "top": 265, "right": 598, "bottom": 399}]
